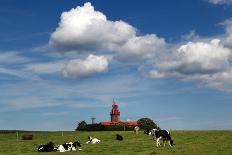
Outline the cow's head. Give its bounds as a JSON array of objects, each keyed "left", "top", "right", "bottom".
[
  {"left": 73, "top": 141, "right": 82, "bottom": 147},
  {"left": 88, "top": 136, "right": 92, "bottom": 141},
  {"left": 170, "top": 140, "right": 174, "bottom": 146}
]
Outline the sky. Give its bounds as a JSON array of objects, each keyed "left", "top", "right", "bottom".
[{"left": 1, "top": 0, "right": 232, "bottom": 131}]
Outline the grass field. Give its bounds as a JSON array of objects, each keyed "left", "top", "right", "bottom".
[{"left": 0, "top": 130, "right": 231, "bottom": 155}]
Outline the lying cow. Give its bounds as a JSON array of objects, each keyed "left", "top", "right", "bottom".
[
  {"left": 116, "top": 134, "right": 123, "bottom": 141},
  {"left": 56, "top": 141, "right": 82, "bottom": 152},
  {"left": 86, "top": 136, "right": 100, "bottom": 144},
  {"left": 152, "top": 129, "right": 174, "bottom": 147},
  {"left": 38, "top": 142, "right": 56, "bottom": 152}
]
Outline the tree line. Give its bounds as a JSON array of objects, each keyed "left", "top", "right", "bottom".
[{"left": 75, "top": 118, "right": 160, "bottom": 131}]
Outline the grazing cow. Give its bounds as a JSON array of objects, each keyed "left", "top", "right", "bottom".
[
  {"left": 134, "top": 126, "right": 140, "bottom": 134},
  {"left": 144, "top": 129, "right": 152, "bottom": 136},
  {"left": 56, "top": 141, "right": 82, "bottom": 152},
  {"left": 38, "top": 142, "right": 56, "bottom": 152},
  {"left": 86, "top": 136, "right": 100, "bottom": 144},
  {"left": 116, "top": 134, "right": 123, "bottom": 141},
  {"left": 152, "top": 129, "right": 174, "bottom": 147}
]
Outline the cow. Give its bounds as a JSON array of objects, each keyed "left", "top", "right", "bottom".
[
  {"left": 56, "top": 141, "right": 82, "bottom": 152},
  {"left": 134, "top": 126, "right": 140, "bottom": 134},
  {"left": 37, "top": 142, "right": 56, "bottom": 152},
  {"left": 86, "top": 136, "right": 100, "bottom": 144},
  {"left": 116, "top": 134, "right": 123, "bottom": 141},
  {"left": 144, "top": 129, "right": 152, "bottom": 136},
  {"left": 151, "top": 129, "right": 174, "bottom": 147}
]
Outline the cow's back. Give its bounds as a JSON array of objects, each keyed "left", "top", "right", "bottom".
[{"left": 155, "top": 130, "right": 171, "bottom": 139}]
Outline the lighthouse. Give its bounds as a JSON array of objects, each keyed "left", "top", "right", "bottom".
[
  {"left": 110, "top": 99, "right": 120, "bottom": 122},
  {"left": 99, "top": 99, "right": 137, "bottom": 128}
]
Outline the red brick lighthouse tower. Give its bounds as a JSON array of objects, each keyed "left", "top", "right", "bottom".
[{"left": 110, "top": 99, "right": 120, "bottom": 122}]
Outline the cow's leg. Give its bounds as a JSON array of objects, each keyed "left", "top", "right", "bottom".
[
  {"left": 152, "top": 136, "right": 156, "bottom": 141},
  {"left": 169, "top": 140, "right": 173, "bottom": 147},
  {"left": 168, "top": 140, "right": 171, "bottom": 146},
  {"left": 163, "top": 139, "right": 166, "bottom": 147},
  {"left": 156, "top": 137, "right": 161, "bottom": 147}
]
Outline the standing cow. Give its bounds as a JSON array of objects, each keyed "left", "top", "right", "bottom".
[
  {"left": 134, "top": 126, "right": 140, "bottom": 134},
  {"left": 151, "top": 129, "right": 174, "bottom": 147}
]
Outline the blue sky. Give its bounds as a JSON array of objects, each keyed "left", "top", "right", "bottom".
[{"left": 1, "top": 0, "right": 232, "bottom": 131}]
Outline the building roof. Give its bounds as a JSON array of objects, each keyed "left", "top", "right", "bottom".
[
  {"left": 124, "top": 121, "right": 138, "bottom": 126},
  {"left": 100, "top": 121, "right": 137, "bottom": 126},
  {"left": 100, "top": 122, "right": 111, "bottom": 125}
]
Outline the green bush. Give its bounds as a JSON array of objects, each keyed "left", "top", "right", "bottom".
[
  {"left": 137, "top": 118, "right": 160, "bottom": 130},
  {"left": 75, "top": 122, "right": 135, "bottom": 131}
]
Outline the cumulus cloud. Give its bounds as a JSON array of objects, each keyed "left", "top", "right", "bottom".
[
  {"left": 149, "top": 39, "right": 232, "bottom": 91},
  {"left": 49, "top": 2, "right": 135, "bottom": 52},
  {"left": 208, "top": 0, "right": 232, "bottom": 5},
  {"left": 222, "top": 19, "right": 232, "bottom": 48},
  {"left": 116, "top": 34, "right": 166, "bottom": 62},
  {"left": 176, "top": 39, "right": 230, "bottom": 74},
  {"left": 201, "top": 69, "right": 232, "bottom": 91},
  {"left": 63, "top": 54, "right": 108, "bottom": 78},
  {"left": 181, "top": 30, "right": 199, "bottom": 41},
  {"left": 49, "top": 2, "right": 165, "bottom": 62}
]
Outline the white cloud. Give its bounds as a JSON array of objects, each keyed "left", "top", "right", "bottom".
[
  {"left": 49, "top": 2, "right": 166, "bottom": 62},
  {"left": 116, "top": 34, "right": 165, "bottom": 62},
  {"left": 49, "top": 2, "right": 135, "bottom": 52},
  {"left": 0, "top": 71, "right": 174, "bottom": 112},
  {"left": 25, "top": 61, "right": 65, "bottom": 74},
  {"left": 176, "top": 39, "right": 230, "bottom": 74},
  {"left": 63, "top": 54, "right": 108, "bottom": 78},
  {"left": 222, "top": 19, "right": 232, "bottom": 48},
  {"left": 208, "top": 0, "right": 232, "bottom": 5},
  {"left": 0, "top": 67, "right": 41, "bottom": 80},
  {"left": 200, "top": 69, "right": 232, "bottom": 91},
  {"left": 4, "top": 97, "right": 56, "bottom": 110},
  {"left": 181, "top": 30, "right": 199, "bottom": 41},
  {"left": 149, "top": 39, "right": 232, "bottom": 91},
  {"left": 152, "top": 39, "right": 230, "bottom": 75},
  {"left": 0, "top": 51, "right": 31, "bottom": 64}
]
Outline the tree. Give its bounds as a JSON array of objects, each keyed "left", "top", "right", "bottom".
[
  {"left": 75, "top": 120, "right": 87, "bottom": 131},
  {"left": 137, "top": 118, "right": 160, "bottom": 130}
]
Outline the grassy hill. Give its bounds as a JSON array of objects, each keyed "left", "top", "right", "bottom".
[{"left": 0, "top": 130, "right": 231, "bottom": 154}]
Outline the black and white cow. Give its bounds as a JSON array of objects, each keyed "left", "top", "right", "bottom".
[
  {"left": 151, "top": 129, "right": 174, "bottom": 147},
  {"left": 56, "top": 141, "right": 82, "bottom": 152},
  {"left": 37, "top": 142, "right": 56, "bottom": 152},
  {"left": 144, "top": 129, "right": 152, "bottom": 136},
  {"left": 86, "top": 136, "right": 100, "bottom": 144},
  {"left": 116, "top": 134, "right": 123, "bottom": 141}
]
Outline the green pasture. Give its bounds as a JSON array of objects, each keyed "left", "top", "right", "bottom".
[{"left": 0, "top": 130, "right": 231, "bottom": 155}]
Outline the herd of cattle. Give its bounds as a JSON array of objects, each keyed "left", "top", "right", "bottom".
[{"left": 37, "top": 127, "right": 174, "bottom": 152}]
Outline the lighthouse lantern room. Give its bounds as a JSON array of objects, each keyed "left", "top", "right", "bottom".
[{"left": 110, "top": 99, "right": 120, "bottom": 122}]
